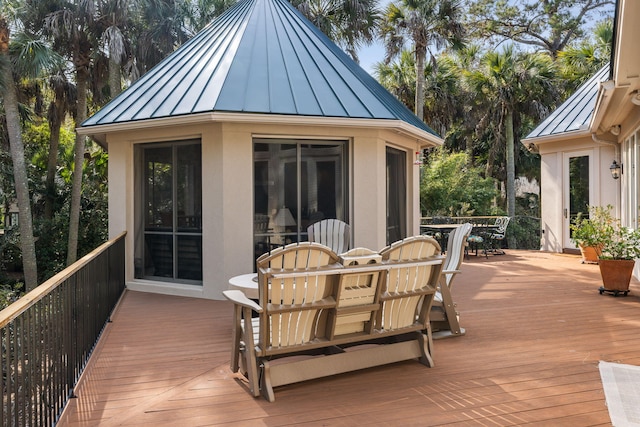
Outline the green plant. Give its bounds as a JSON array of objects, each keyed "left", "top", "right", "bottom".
[
  {"left": 599, "top": 224, "right": 640, "bottom": 260},
  {"left": 569, "top": 205, "right": 614, "bottom": 248},
  {"left": 571, "top": 205, "right": 640, "bottom": 260}
]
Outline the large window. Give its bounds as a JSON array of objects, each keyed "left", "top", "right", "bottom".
[
  {"left": 135, "top": 141, "right": 202, "bottom": 284},
  {"left": 386, "top": 147, "right": 407, "bottom": 245},
  {"left": 253, "top": 139, "right": 348, "bottom": 260}
]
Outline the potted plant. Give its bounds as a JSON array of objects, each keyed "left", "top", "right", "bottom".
[
  {"left": 597, "top": 220, "right": 640, "bottom": 296},
  {"left": 569, "top": 205, "right": 612, "bottom": 263}
]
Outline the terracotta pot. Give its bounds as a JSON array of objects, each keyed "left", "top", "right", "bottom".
[
  {"left": 598, "top": 259, "right": 635, "bottom": 292},
  {"left": 579, "top": 244, "right": 601, "bottom": 264}
]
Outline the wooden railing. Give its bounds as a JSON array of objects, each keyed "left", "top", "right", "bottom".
[{"left": 0, "top": 232, "right": 126, "bottom": 427}]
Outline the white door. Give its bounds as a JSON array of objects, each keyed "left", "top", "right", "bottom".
[{"left": 563, "top": 150, "right": 595, "bottom": 250}]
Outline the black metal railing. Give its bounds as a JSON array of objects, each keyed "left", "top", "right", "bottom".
[{"left": 0, "top": 232, "right": 126, "bottom": 427}]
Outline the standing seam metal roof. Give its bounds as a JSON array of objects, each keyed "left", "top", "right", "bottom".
[
  {"left": 82, "top": 0, "right": 437, "bottom": 137},
  {"left": 526, "top": 64, "right": 610, "bottom": 139}
]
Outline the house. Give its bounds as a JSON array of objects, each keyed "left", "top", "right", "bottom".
[
  {"left": 523, "top": 0, "right": 639, "bottom": 271},
  {"left": 78, "top": 0, "right": 442, "bottom": 299}
]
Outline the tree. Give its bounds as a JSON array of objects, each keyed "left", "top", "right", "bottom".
[
  {"left": 420, "top": 149, "right": 498, "bottom": 216},
  {"left": 467, "top": 0, "right": 614, "bottom": 58},
  {"left": 466, "top": 46, "right": 557, "bottom": 222},
  {"left": 292, "top": 0, "right": 380, "bottom": 62},
  {"left": 557, "top": 18, "right": 612, "bottom": 91},
  {"left": 381, "top": 0, "right": 465, "bottom": 121},
  {"left": 42, "top": 0, "right": 99, "bottom": 265},
  {"left": 374, "top": 49, "right": 416, "bottom": 113},
  {"left": 0, "top": 10, "right": 59, "bottom": 291}
]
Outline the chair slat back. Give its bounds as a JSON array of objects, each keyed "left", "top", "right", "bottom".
[
  {"left": 329, "top": 250, "right": 383, "bottom": 338},
  {"left": 308, "top": 219, "right": 351, "bottom": 254},
  {"left": 378, "top": 236, "right": 442, "bottom": 331},
  {"left": 442, "top": 223, "right": 472, "bottom": 287},
  {"left": 256, "top": 243, "right": 340, "bottom": 350}
]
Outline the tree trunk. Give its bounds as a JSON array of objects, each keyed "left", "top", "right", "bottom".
[
  {"left": 505, "top": 110, "right": 517, "bottom": 249},
  {"left": 45, "top": 100, "right": 62, "bottom": 220},
  {"left": 1, "top": 28, "right": 39, "bottom": 290},
  {"left": 108, "top": 56, "right": 121, "bottom": 98},
  {"left": 505, "top": 111, "right": 516, "bottom": 218},
  {"left": 67, "top": 66, "right": 88, "bottom": 265},
  {"left": 414, "top": 46, "right": 426, "bottom": 121}
]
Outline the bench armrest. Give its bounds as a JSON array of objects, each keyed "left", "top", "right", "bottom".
[{"left": 223, "top": 290, "right": 263, "bottom": 313}]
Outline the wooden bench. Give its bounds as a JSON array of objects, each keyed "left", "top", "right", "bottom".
[{"left": 223, "top": 236, "right": 444, "bottom": 401}]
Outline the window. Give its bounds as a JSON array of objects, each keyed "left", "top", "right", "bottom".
[
  {"left": 135, "top": 141, "right": 202, "bottom": 284},
  {"left": 386, "top": 147, "right": 407, "bottom": 245},
  {"left": 253, "top": 139, "right": 348, "bottom": 261}
]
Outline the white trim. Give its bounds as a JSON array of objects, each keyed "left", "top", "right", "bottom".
[
  {"left": 562, "top": 149, "right": 597, "bottom": 249},
  {"left": 522, "top": 129, "right": 591, "bottom": 147},
  {"left": 78, "top": 112, "right": 443, "bottom": 147}
]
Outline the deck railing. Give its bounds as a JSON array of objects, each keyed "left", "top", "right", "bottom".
[{"left": 0, "top": 232, "right": 126, "bottom": 427}]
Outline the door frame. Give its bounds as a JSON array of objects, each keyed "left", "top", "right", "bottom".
[{"left": 563, "top": 149, "right": 597, "bottom": 250}]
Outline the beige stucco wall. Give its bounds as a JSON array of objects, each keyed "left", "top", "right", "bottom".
[
  {"left": 106, "top": 120, "right": 427, "bottom": 299},
  {"left": 537, "top": 135, "right": 618, "bottom": 252}
]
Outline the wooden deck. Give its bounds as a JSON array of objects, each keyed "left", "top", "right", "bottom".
[{"left": 57, "top": 251, "right": 640, "bottom": 426}]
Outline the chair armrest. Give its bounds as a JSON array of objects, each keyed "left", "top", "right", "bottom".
[{"left": 223, "top": 290, "right": 263, "bottom": 313}]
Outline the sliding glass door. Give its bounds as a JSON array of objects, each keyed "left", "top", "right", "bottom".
[
  {"left": 253, "top": 139, "right": 348, "bottom": 260},
  {"left": 135, "top": 141, "right": 203, "bottom": 284},
  {"left": 386, "top": 147, "right": 407, "bottom": 245}
]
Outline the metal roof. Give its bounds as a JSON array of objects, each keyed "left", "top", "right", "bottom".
[
  {"left": 526, "top": 64, "right": 609, "bottom": 139},
  {"left": 82, "top": 0, "right": 437, "bottom": 137}
]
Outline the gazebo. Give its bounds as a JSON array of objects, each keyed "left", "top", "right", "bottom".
[{"left": 79, "top": 0, "right": 442, "bottom": 299}]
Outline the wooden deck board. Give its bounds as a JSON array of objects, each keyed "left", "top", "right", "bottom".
[{"left": 57, "top": 251, "right": 640, "bottom": 426}]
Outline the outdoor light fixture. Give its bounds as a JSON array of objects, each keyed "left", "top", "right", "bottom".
[
  {"left": 610, "top": 125, "right": 621, "bottom": 136},
  {"left": 610, "top": 160, "right": 622, "bottom": 180}
]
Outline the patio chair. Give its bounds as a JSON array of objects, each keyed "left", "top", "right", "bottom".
[
  {"left": 226, "top": 242, "right": 341, "bottom": 398},
  {"left": 487, "top": 216, "right": 510, "bottom": 255},
  {"left": 307, "top": 219, "right": 350, "bottom": 254},
  {"left": 431, "top": 222, "right": 472, "bottom": 339}
]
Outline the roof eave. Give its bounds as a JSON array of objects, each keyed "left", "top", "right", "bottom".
[
  {"left": 77, "top": 113, "right": 443, "bottom": 147},
  {"left": 521, "top": 128, "right": 592, "bottom": 148}
]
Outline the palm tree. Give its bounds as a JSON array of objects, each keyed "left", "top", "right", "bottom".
[
  {"left": 381, "top": 0, "right": 465, "bottom": 121},
  {"left": 293, "top": 0, "right": 380, "bottom": 62},
  {"left": 374, "top": 49, "right": 416, "bottom": 113},
  {"left": 0, "top": 11, "right": 60, "bottom": 291},
  {"left": 45, "top": 71, "right": 75, "bottom": 220},
  {"left": 42, "top": 0, "right": 100, "bottom": 265},
  {"left": 466, "top": 46, "right": 557, "bottom": 221},
  {"left": 557, "top": 18, "right": 612, "bottom": 92}
]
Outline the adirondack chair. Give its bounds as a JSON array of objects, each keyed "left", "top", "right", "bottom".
[
  {"left": 307, "top": 219, "right": 350, "bottom": 254},
  {"left": 225, "top": 242, "right": 340, "bottom": 398},
  {"left": 223, "top": 237, "right": 443, "bottom": 401},
  {"left": 378, "top": 235, "right": 444, "bottom": 367},
  {"left": 430, "top": 223, "right": 472, "bottom": 339}
]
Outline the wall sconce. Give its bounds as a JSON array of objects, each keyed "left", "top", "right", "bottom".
[
  {"left": 610, "top": 160, "right": 622, "bottom": 180},
  {"left": 610, "top": 125, "right": 621, "bottom": 136},
  {"left": 414, "top": 151, "right": 423, "bottom": 165},
  {"left": 632, "top": 91, "right": 640, "bottom": 106}
]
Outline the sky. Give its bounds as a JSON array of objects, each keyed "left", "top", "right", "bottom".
[{"left": 358, "top": 42, "right": 385, "bottom": 76}]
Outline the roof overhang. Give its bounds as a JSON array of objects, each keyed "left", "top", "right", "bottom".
[
  {"left": 521, "top": 128, "right": 592, "bottom": 148},
  {"left": 78, "top": 112, "right": 443, "bottom": 148},
  {"left": 590, "top": 0, "right": 640, "bottom": 137}
]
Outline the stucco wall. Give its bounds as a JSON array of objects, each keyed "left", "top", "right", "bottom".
[
  {"left": 538, "top": 135, "right": 618, "bottom": 252},
  {"left": 106, "top": 120, "right": 426, "bottom": 300}
]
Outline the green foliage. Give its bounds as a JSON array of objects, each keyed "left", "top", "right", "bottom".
[
  {"left": 0, "top": 282, "right": 23, "bottom": 310},
  {"left": 573, "top": 205, "right": 640, "bottom": 260},
  {"left": 569, "top": 205, "right": 613, "bottom": 248},
  {"left": 420, "top": 150, "right": 498, "bottom": 216}
]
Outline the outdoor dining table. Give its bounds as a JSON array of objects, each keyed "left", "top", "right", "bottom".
[
  {"left": 228, "top": 273, "right": 259, "bottom": 299},
  {"left": 420, "top": 223, "right": 462, "bottom": 252}
]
